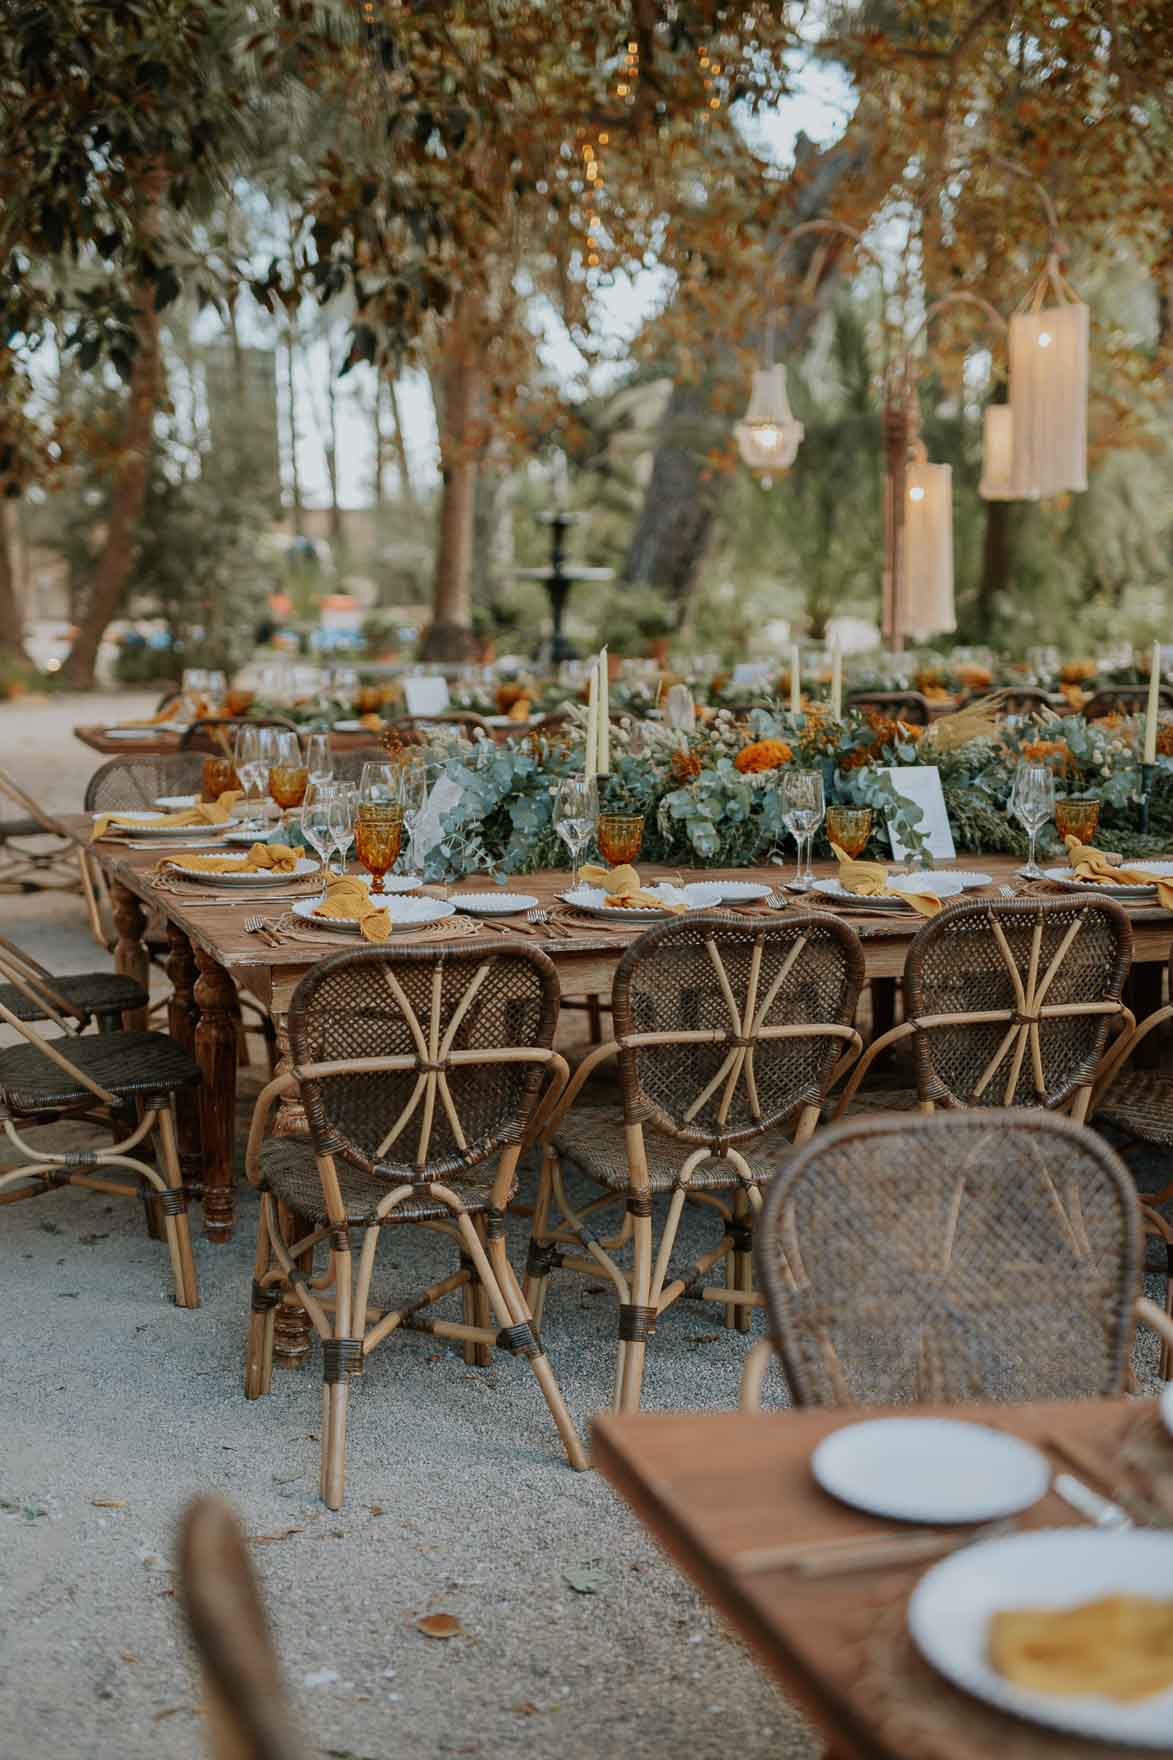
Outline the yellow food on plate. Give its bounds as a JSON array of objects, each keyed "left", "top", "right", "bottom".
[{"left": 989, "top": 1594, "right": 1173, "bottom": 1701}]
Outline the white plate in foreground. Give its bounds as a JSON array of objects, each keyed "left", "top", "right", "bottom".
[
  {"left": 812, "top": 1418, "right": 1049, "bottom": 1524},
  {"left": 561, "top": 882, "right": 724, "bottom": 921},
  {"left": 291, "top": 894, "right": 455, "bottom": 932},
  {"left": 810, "top": 874, "right": 966, "bottom": 909},
  {"left": 452, "top": 891, "right": 539, "bottom": 916},
  {"left": 901, "top": 868, "right": 992, "bottom": 890},
  {"left": 711, "top": 881, "right": 774, "bottom": 904},
  {"left": 909, "top": 1528, "right": 1173, "bottom": 1746},
  {"left": 168, "top": 855, "right": 321, "bottom": 887},
  {"left": 1042, "top": 866, "right": 1161, "bottom": 900},
  {"left": 91, "top": 810, "right": 228, "bottom": 841}
]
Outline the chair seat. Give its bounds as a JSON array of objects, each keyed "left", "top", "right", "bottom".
[
  {"left": 0, "top": 971, "right": 148, "bottom": 1023},
  {"left": 258, "top": 1137, "right": 494, "bottom": 1225},
  {"left": 552, "top": 1101, "right": 794, "bottom": 1193},
  {"left": 1096, "top": 1073, "right": 1173, "bottom": 1147},
  {"left": 824, "top": 1087, "right": 919, "bottom": 1121},
  {"left": 0, "top": 1031, "right": 200, "bottom": 1112}
]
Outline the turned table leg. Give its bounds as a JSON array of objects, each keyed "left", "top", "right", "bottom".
[
  {"left": 111, "top": 882, "right": 150, "bottom": 1031},
  {"left": 166, "top": 925, "right": 204, "bottom": 1198},
  {"left": 270, "top": 1010, "right": 315, "bottom": 1371},
  {"left": 194, "top": 948, "right": 239, "bottom": 1243}
]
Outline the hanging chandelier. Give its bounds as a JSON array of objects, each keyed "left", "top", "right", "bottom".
[
  {"left": 1007, "top": 257, "right": 1089, "bottom": 499},
  {"left": 735, "top": 363, "right": 804, "bottom": 484},
  {"left": 903, "top": 445, "right": 956, "bottom": 638}
]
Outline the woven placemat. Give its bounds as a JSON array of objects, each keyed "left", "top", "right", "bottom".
[{"left": 271, "top": 911, "right": 487, "bottom": 949}]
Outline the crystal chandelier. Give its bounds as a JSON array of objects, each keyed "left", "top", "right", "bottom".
[{"left": 735, "top": 364, "right": 804, "bottom": 484}]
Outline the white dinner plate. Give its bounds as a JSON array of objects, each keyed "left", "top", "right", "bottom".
[
  {"left": 452, "top": 891, "right": 540, "bottom": 916},
  {"left": 332, "top": 718, "right": 377, "bottom": 732},
  {"left": 811, "top": 1418, "right": 1050, "bottom": 1524},
  {"left": 561, "top": 882, "right": 724, "bottom": 921},
  {"left": 485, "top": 714, "right": 532, "bottom": 728},
  {"left": 154, "top": 794, "right": 199, "bottom": 810},
  {"left": 810, "top": 874, "right": 966, "bottom": 909},
  {"left": 901, "top": 868, "right": 992, "bottom": 890},
  {"left": 166, "top": 855, "right": 321, "bottom": 887},
  {"left": 291, "top": 894, "right": 455, "bottom": 933},
  {"left": 91, "top": 811, "right": 229, "bottom": 841},
  {"left": 909, "top": 1528, "right": 1173, "bottom": 1746},
  {"left": 1042, "top": 866, "right": 1165, "bottom": 901},
  {"left": 105, "top": 722, "right": 187, "bottom": 740},
  {"left": 711, "top": 881, "right": 774, "bottom": 904}
]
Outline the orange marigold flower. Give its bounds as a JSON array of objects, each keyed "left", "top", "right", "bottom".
[
  {"left": 957, "top": 664, "right": 993, "bottom": 689},
  {"left": 734, "top": 738, "right": 792, "bottom": 774},
  {"left": 1020, "top": 738, "right": 1072, "bottom": 771},
  {"left": 1060, "top": 660, "right": 1097, "bottom": 684},
  {"left": 671, "top": 748, "right": 703, "bottom": 782},
  {"left": 1157, "top": 725, "right": 1173, "bottom": 758},
  {"left": 495, "top": 683, "right": 528, "bottom": 713}
]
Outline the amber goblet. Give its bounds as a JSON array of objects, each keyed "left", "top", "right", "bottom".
[
  {"left": 269, "top": 766, "right": 308, "bottom": 810},
  {"left": 1054, "top": 796, "right": 1101, "bottom": 844},
  {"left": 201, "top": 755, "right": 240, "bottom": 802},
  {"left": 597, "top": 812, "right": 645, "bottom": 867},
  {"left": 354, "top": 804, "right": 403, "bottom": 895},
  {"left": 825, "top": 806, "right": 873, "bottom": 859}
]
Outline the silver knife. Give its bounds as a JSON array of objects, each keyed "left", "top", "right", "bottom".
[{"left": 1052, "top": 1472, "right": 1133, "bottom": 1530}]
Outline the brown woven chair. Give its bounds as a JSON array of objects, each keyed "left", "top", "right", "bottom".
[
  {"left": 845, "top": 689, "right": 932, "bottom": 726},
  {"left": 0, "top": 942, "right": 199, "bottom": 1307},
  {"left": 833, "top": 895, "right": 1133, "bottom": 1124},
  {"left": 243, "top": 942, "right": 586, "bottom": 1507},
  {"left": 527, "top": 912, "right": 865, "bottom": 1412},
  {"left": 0, "top": 763, "right": 83, "bottom": 894},
  {"left": 84, "top": 753, "right": 208, "bottom": 812},
  {"left": 982, "top": 685, "right": 1062, "bottom": 717},
  {"left": 177, "top": 1495, "right": 310, "bottom": 1760},
  {"left": 0, "top": 930, "right": 146, "bottom": 1032},
  {"left": 740, "top": 1110, "right": 1159, "bottom": 1411},
  {"left": 1082, "top": 683, "right": 1173, "bottom": 721},
  {"left": 178, "top": 716, "right": 299, "bottom": 753}
]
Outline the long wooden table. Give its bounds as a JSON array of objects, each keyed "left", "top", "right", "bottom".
[
  {"left": 73, "top": 724, "right": 384, "bottom": 756},
  {"left": 593, "top": 1399, "right": 1170, "bottom": 1760}
]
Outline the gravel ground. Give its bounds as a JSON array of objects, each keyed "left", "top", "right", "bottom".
[{"left": 0, "top": 694, "right": 1167, "bottom": 1760}]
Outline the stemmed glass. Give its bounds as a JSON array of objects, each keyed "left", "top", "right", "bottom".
[
  {"left": 326, "top": 784, "right": 356, "bottom": 877},
  {"left": 355, "top": 762, "right": 404, "bottom": 895},
  {"left": 304, "top": 733, "right": 333, "bottom": 793},
  {"left": 300, "top": 785, "right": 336, "bottom": 878},
  {"left": 396, "top": 750, "right": 428, "bottom": 873},
  {"left": 234, "top": 726, "right": 274, "bottom": 821},
  {"left": 781, "top": 768, "right": 825, "bottom": 890},
  {"left": 1011, "top": 761, "right": 1055, "bottom": 879},
  {"left": 553, "top": 775, "right": 598, "bottom": 890},
  {"left": 269, "top": 730, "right": 309, "bottom": 827}
]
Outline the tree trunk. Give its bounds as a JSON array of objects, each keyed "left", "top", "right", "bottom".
[
  {"left": 622, "top": 133, "right": 870, "bottom": 619},
  {"left": 372, "top": 376, "right": 386, "bottom": 509},
  {"left": 974, "top": 496, "right": 1013, "bottom": 642},
  {"left": 285, "top": 322, "right": 303, "bottom": 536},
  {"left": 0, "top": 503, "right": 27, "bottom": 662},
  {"left": 325, "top": 370, "right": 343, "bottom": 544},
  {"left": 421, "top": 325, "right": 483, "bottom": 662},
  {"left": 387, "top": 376, "right": 415, "bottom": 502},
  {"left": 61, "top": 293, "right": 162, "bottom": 688}
]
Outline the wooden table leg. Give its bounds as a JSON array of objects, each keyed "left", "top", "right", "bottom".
[
  {"left": 1126, "top": 964, "right": 1165, "bottom": 1071},
  {"left": 194, "top": 948, "right": 238, "bottom": 1243},
  {"left": 166, "top": 925, "right": 204, "bottom": 1199},
  {"left": 270, "top": 1010, "right": 315, "bottom": 1371},
  {"left": 111, "top": 882, "right": 149, "bottom": 1031}
]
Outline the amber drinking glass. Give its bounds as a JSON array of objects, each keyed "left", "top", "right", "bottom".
[
  {"left": 268, "top": 731, "right": 308, "bottom": 815},
  {"left": 354, "top": 807, "right": 403, "bottom": 894},
  {"left": 1054, "top": 796, "right": 1101, "bottom": 844},
  {"left": 201, "top": 755, "right": 240, "bottom": 802},
  {"left": 596, "top": 813, "right": 645, "bottom": 867},
  {"left": 825, "top": 806, "right": 873, "bottom": 858}
]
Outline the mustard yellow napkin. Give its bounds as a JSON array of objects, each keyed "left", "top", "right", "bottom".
[
  {"left": 160, "top": 842, "right": 299, "bottom": 877},
  {"left": 579, "top": 863, "right": 686, "bottom": 913},
  {"left": 91, "top": 790, "right": 243, "bottom": 842},
  {"left": 990, "top": 1594, "right": 1173, "bottom": 1701},
  {"left": 313, "top": 873, "right": 392, "bottom": 941},
  {"left": 830, "top": 843, "right": 941, "bottom": 918},
  {"left": 1064, "top": 834, "right": 1173, "bottom": 909}
]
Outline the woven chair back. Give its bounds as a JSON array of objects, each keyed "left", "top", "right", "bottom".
[
  {"left": 610, "top": 912, "right": 864, "bottom": 1149},
  {"left": 330, "top": 746, "right": 394, "bottom": 783},
  {"left": 1082, "top": 684, "right": 1173, "bottom": 722},
  {"left": 755, "top": 1110, "right": 1139, "bottom": 1407},
  {"left": 178, "top": 716, "right": 299, "bottom": 752},
  {"left": 84, "top": 753, "right": 207, "bottom": 812},
  {"left": 286, "top": 944, "right": 560, "bottom": 1184},
  {"left": 903, "top": 895, "right": 1130, "bottom": 1110},
  {"left": 987, "top": 686, "right": 1057, "bottom": 716},
  {"left": 845, "top": 690, "right": 932, "bottom": 726}
]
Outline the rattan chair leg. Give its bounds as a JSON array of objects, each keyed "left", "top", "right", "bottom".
[
  {"left": 620, "top": 1208, "right": 654, "bottom": 1413},
  {"left": 321, "top": 1241, "right": 355, "bottom": 1511},
  {"left": 156, "top": 1104, "right": 199, "bottom": 1309},
  {"left": 733, "top": 1188, "right": 754, "bottom": 1335},
  {"left": 489, "top": 1239, "right": 589, "bottom": 1471},
  {"left": 244, "top": 1196, "right": 279, "bottom": 1399},
  {"left": 739, "top": 1337, "right": 773, "bottom": 1410}
]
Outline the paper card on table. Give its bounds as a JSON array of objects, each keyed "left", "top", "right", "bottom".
[
  {"left": 403, "top": 675, "right": 451, "bottom": 717},
  {"left": 732, "top": 662, "right": 771, "bottom": 685},
  {"left": 877, "top": 765, "right": 956, "bottom": 861},
  {"left": 411, "top": 775, "right": 464, "bottom": 865}
]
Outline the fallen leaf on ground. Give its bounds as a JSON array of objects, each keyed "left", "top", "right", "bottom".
[
  {"left": 416, "top": 1613, "right": 463, "bottom": 1640},
  {"left": 369, "top": 1505, "right": 384, "bottom": 1516},
  {"left": 514, "top": 1701, "right": 541, "bottom": 1716},
  {"left": 249, "top": 1525, "right": 304, "bottom": 1545},
  {"left": 92, "top": 1498, "right": 128, "bottom": 1510},
  {"left": 562, "top": 1563, "right": 607, "bottom": 1595},
  {"left": 120, "top": 1652, "right": 139, "bottom": 1665},
  {"left": 152, "top": 1704, "right": 193, "bottom": 1723}
]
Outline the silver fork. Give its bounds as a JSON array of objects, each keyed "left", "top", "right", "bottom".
[
  {"left": 766, "top": 890, "right": 788, "bottom": 911},
  {"left": 243, "top": 914, "right": 282, "bottom": 948},
  {"left": 527, "top": 907, "right": 571, "bottom": 938}
]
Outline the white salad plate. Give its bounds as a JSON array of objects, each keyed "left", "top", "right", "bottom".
[
  {"left": 452, "top": 891, "right": 540, "bottom": 916},
  {"left": 810, "top": 874, "right": 966, "bottom": 909},
  {"left": 168, "top": 855, "right": 321, "bottom": 888},
  {"left": 91, "top": 810, "right": 229, "bottom": 841},
  {"left": 560, "top": 882, "right": 724, "bottom": 921},
  {"left": 1043, "top": 860, "right": 1173, "bottom": 901},
  {"left": 811, "top": 1417, "right": 1050, "bottom": 1525},
  {"left": 711, "top": 881, "right": 774, "bottom": 904},
  {"left": 901, "top": 868, "right": 992, "bottom": 890},
  {"left": 105, "top": 722, "right": 188, "bottom": 740},
  {"left": 291, "top": 894, "right": 455, "bottom": 933},
  {"left": 332, "top": 719, "right": 375, "bottom": 732},
  {"left": 908, "top": 1528, "right": 1173, "bottom": 1746}
]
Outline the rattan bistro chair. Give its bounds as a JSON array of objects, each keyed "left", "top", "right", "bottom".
[
  {"left": 739, "top": 1111, "right": 1173, "bottom": 1410},
  {"left": 243, "top": 943, "right": 587, "bottom": 1508},
  {"left": 527, "top": 912, "right": 865, "bottom": 1412},
  {"left": 84, "top": 753, "right": 207, "bottom": 813},
  {"left": 0, "top": 943, "right": 199, "bottom": 1307},
  {"left": 833, "top": 895, "right": 1133, "bottom": 1123},
  {"left": 0, "top": 764, "right": 82, "bottom": 894},
  {"left": 0, "top": 930, "right": 147, "bottom": 1032}
]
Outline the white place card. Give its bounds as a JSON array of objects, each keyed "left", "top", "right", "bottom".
[
  {"left": 877, "top": 765, "right": 956, "bottom": 862},
  {"left": 403, "top": 675, "right": 451, "bottom": 717},
  {"left": 732, "top": 661, "right": 771, "bottom": 685}
]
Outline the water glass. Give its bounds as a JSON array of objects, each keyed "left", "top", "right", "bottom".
[
  {"left": 304, "top": 732, "right": 333, "bottom": 791},
  {"left": 825, "top": 805, "right": 873, "bottom": 859},
  {"left": 553, "top": 776, "right": 597, "bottom": 889},
  {"left": 596, "top": 813, "right": 645, "bottom": 867},
  {"left": 327, "top": 785, "right": 356, "bottom": 876},
  {"left": 301, "top": 792, "right": 335, "bottom": 876},
  {"left": 781, "top": 768, "right": 825, "bottom": 890},
  {"left": 356, "top": 762, "right": 404, "bottom": 894},
  {"left": 1054, "top": 796, "right": 1101, "bottom": 846},
  {"left": 269, "top": 730, "right": 309, "bottom": 814},
  {"left": 396, "top": 750, "right": 428, "bottom": 872},
  {"left": 1011, "top": 761, "right": 1055, "bottom": 878}
]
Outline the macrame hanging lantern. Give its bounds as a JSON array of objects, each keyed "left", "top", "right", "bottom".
[
  {"left": 979, "top": 404, "right": 1017, "bottom": 501},
  {"left": 735, "top": 363, "right": 805, "bottom": 484},
  {"left": 1008, "top": 257, "right": 1089, "bottom": 499},
  {"left": 903, "top": 447, "right": 955, "bottom": 638}
]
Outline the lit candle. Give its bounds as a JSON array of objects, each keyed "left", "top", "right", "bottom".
[
  {"left": 585, "top": 661, "right": 598, "bottom": 781},
  {"left": 1143, "top": 639, "right": 1161, "bottom": 766},
  {"left": 789, "top": 644, "right": 801, "bottom": 715},
  {"left": 830, "top": 643, "right": 843, "bottom": 720},
  {"left": 598, "top": 647, "right": 610, "bottom": 775}
]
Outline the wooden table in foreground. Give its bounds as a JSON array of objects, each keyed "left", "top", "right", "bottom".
[{"left": 592, "top": 1399, "right": 1164, "bottom": 1760}]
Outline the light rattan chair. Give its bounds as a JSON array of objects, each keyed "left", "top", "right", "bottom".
[
  {"left": 177, "top": 1495, "right": 310, "bottom": 1760},
  {"left": 0, "top": 943, "right": 200, "bottom": 1307},
  {"left": 740, "top": 1110, "right": 1173, "bottom": 1411},
  {"left": 527, "top": 912, "right": 865, "bottom": 1412},
  {"left": 243, "top": 942, "right": 586, "bottom": 1507},
  {"left": 833, "top": 895, "right": 1133, "bottom": 1123},
  {"left": 0, "top": 763, "right": 83, "bottom": 894}
]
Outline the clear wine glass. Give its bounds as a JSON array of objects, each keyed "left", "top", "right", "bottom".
[
  {"left": 397, "top": 750, "right": 428, "bottom": 873},
  {"left": 304, "top": 732, "right": 333, "bottom": 791},
  {"left": 1012, "top": 761, "right": 1055, "bottom": 879},
  {"left": 781, "top": 768, "right": 825, "bottom": 890},
  {"left": 233, "top": 725, "right": 269, "bottom": 818},
  {"left": 300, "top": 790, "right": 335, "bottom": 877},
  {"left": 553, "top": 775, "right": 598, "bottom": 890},
  {"left": 326, "top": 784, "right": 356, "bottom": 877}
]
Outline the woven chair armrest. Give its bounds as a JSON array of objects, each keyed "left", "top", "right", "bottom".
[
  {"left": 244, "top": 1071, "right": 302, "bottom": 1186},
  {"left": 1136, "top": 1295, "right": 1173, "bottom": 1357},
  {"left": 821, "top": 1027, "right": 866, "bottom": 1097},
  {"left": 830, "top": 1020, "right": 918, "bottom": 1119},
  {"left": 739, "top": 1336, "right": 774, "bottom": 1411},
  {"left": 521, "top": 1053, "right": 570, "bottom": 1150},
  {"left": 536, "top": 1039, "right": 620, "bottom": 1144},
  {"left": 1089, "top": 1004, "right": 1171, "bottom": 1115}
]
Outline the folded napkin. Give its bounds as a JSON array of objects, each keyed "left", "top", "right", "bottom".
[
  {"left": 1064, "top": 835, "right": 1173, "bottom": 908},
  {"left": 578, "top": 863, "right": 686, "bottom": 913},
  {"left": 160, "top": 842, "right": 299, "bottom": 877},
  {"left": 91, "top": 790, "right": 243, "bottom": 842},
  {"left": 830, "top": 844, "right": 941, "bottom": 918},
  {"left": 990, "top": 1594, "right": 1173, "bottom": 1701},
  {"left": 112, "top": 704, "right": 184, "bottom": 728},
  {"left": 313, "top": 873, "right": 392, "bottom": 942}
]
